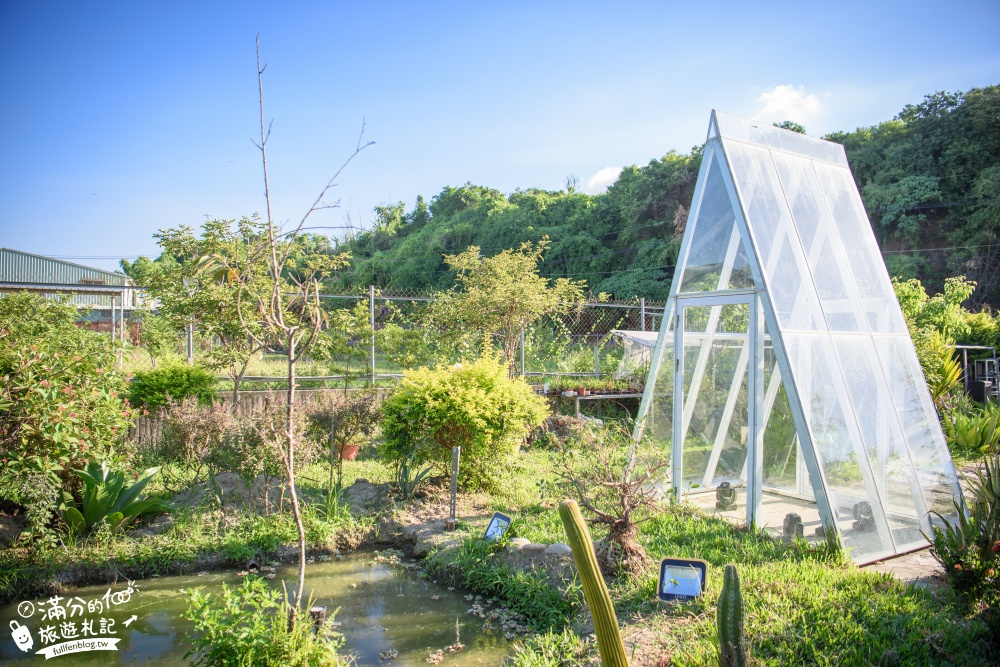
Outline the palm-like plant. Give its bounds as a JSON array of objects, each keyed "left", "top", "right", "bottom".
[{"left": 59, "top": 461, "right": 170, "bottom": 534}]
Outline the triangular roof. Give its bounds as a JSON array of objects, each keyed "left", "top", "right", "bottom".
[{"left": 636, "top": 111, "right": 964, "bottom": 563}]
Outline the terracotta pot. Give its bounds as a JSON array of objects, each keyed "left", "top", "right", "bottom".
[
  {"left": 576, "top": 387, "right": 588, "bottom": 396},
  {"left": 338, "top": 444, "right": 360, "bottom": 461}
]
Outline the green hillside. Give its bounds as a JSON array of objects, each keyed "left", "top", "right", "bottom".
[{"left": 332, "top": 85, "right": 1000, "bottom": 306}]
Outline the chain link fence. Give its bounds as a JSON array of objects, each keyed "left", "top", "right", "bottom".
[{"left": 4, "top": 282, "right": 665, "bottom": 383}]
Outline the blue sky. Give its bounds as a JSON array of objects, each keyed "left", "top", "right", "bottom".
[{"left": 1, "top": 1, "right": 998, "bottom": 272}]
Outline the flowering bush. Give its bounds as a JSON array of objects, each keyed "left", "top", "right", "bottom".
[
  {"left": 379, "top": 354, "right": 548, "bottom": 491},
  {"left": 0, "top": 293, "right": 135, "bottom": 534}
]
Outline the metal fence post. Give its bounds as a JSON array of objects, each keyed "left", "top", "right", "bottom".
[
  {"left": 640, "top": 298, "right": 646, "bottom": 331},
  {"left": 110, "top": 294, "right": 116, "bottom": 344},
  {"left": 369, "top": 285, "right": 376, "bottom": 387},
  {"left": 594, "top": 340, "right": 600, "bottom": 379},
  {"left": 186, "top": 323, "right": 194, "bottom": 365},
  {"left": 448, "top": 446, "right": 460, "bottom": 531},
  {"left": 519, "top": 328, "right": 525, "bottom": 378}
]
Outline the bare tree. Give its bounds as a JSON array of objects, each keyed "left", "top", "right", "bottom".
[
  {"left": 222, "top": 35, "right": 372, "bottom": 622},
  {"left": 552, "top": 422, "right": 668, "bottom": 576}
]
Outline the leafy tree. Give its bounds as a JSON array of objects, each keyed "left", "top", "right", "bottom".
[
  {"left": 773, "top": 120, "right": 806, "bottom": 134},
  {"left": 127, "top": 217, "right": 270, "bottom": 406},
  {"left": 427, "top": 237, "right": 586, "bottom": 377},
  {"left": 136, "top": 312, "right": 181, "bottom": 367}
]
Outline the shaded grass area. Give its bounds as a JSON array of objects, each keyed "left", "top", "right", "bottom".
[{"left": 432, "top": 449, "right": 996, "bottom": 666}]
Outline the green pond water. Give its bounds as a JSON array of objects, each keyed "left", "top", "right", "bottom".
[{"left": 1, "top": 552, "right": 510, "bottom": 666}]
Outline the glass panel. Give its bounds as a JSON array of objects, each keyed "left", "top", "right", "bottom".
[
  {"left": 760, "top": 339, "right": 825, "bottom": 544},
  {"left": 783, "top": 334, "right": 895, "bottom": 560},
  {"left": 723, "top": 141, "right": 824, "bottom": 331},
  {"left": 812, "top": 162, "right": 908, "bottom": 335},
  {"left": 645, "top": 312, "right": 674, "bottom": 449},
  {"left": 834, "top": 336, "right": 926, "bottom": 550},
  {"left": 641, "top": 308, "right": 675, "bottom": 499},
  {"left": 679, "top": 303, "right": 750, "bottom": 510},
  {"left": 714, "top": 111, "right": 849, "bottom": 167},
  {"left": 875, "top": 337, "right": 962, "bottom": 529},
  {"left": 678, "top": 155, "right": 755, "bottom": 293},
  {"left": 770, "top": 152, "right": 868, "bottom": 333}
]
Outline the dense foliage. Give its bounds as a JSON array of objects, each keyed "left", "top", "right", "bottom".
[
  {"left": 184, "top": 577, "right": 344, "bottom": 667},
  {"left": 329, "top": 86, "right": 1000, "bottom": 310},
  {"left": 380, "top": 355, "right": 549, "bottom": 491},
  {"left": 0, "top": 293, "right": 134, "bottom": 534},
  {"left": 128, "top": 363, "right": 218, "bottom": 410},
  {"left": 930, "top": 454, "right": 1000, "bottom": 635},
  {"left": 332, "top": 150, "right": 700, "bottom": 300},
  {"left": 829, "top": 86, "right": 1000, "bottom": 307}
]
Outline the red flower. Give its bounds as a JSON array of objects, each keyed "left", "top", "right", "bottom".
[
  {"left": 954, "top": 564, "right": 963, "bottom": 571},
  {"left": 40, "top": 380, "right": 50, "bottom": 388}
]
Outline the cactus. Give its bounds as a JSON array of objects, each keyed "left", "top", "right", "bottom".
[
  {"left": 717, "top": 564, "right": 748, "bottom": 667},
  {"left": 559, "top": 499, "right": 629, "bottom": 667}
]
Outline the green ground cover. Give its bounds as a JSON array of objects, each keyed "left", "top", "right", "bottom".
[{"left": 423, "top": 449, "right": 996, "bottom": 667}]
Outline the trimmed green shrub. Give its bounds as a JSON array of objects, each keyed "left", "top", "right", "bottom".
[
  {"left": 379, "top": 355, "right": 549, "bottom": 491},
  {"left": 128, "top": 363, "right": 217, "bottom": 409}
]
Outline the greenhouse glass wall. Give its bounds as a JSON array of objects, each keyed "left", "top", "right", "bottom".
[{"left": 634, "top": 111, "right": 964, "bottom": 564}]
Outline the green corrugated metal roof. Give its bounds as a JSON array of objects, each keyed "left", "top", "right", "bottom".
[{"left": 0, "top": 248, "right": 128, "bottom": 286}]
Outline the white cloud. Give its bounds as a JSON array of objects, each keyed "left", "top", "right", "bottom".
[
  {"left": 584, "top": 166, "right": 622, "bottom": 194},
  {"left": 754, "top": 84, "right": 823, "bottom": 127}
]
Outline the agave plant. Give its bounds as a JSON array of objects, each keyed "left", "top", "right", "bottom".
[{"left": 59, "top": 461, "right": 171, "bottom": 534}]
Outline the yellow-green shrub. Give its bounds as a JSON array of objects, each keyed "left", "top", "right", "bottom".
[{"left": 379, "top": 355, "right": 549, "bottom": 491}]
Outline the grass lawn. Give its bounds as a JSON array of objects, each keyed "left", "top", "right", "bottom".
[{"left": 425, "top": 448, "right": 996, "bottom": 667}]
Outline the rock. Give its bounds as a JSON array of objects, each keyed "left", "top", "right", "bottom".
[
  {"left": 520, "top": 543, "right": 548, "bottom": 556},
  {"left": 543, "top": 542, "right": 572, "bottom": 556},
  {"left": 0, "top": 515, "right": 24, "bottom": 546},
  {"left": 171, "top": 473, "right": 297, "bottom": 511},
  {"left": 128, "top": 514, "right": 174, "bottom": 539},
  {"left": 506, "top": 538, "right": 530, "bottom": 552},
  {"left": 343, "top": 479, "right": 388, "bottom": 514}
]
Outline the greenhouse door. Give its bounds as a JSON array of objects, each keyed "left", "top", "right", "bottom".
[{"left": 673, "top": 292, "right": 760, "bottom": 525}]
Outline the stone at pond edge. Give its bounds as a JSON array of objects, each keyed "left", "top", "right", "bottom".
[
  {"left": 543, "top": 542, "right": 572, "bottom": 555},
  {"left": 0, "top": 515, "right": 24, "bottom": 546}
]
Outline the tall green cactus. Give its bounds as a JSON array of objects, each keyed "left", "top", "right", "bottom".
[
  {"left": 717, "top": 564, "right": 748, "bottom": 667},
  {"left": 559, "top": 499, "right": 629, "bottom": 667}
]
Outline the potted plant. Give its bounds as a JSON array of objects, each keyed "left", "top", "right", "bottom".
[{"left": 317, "top": 388, "right": 382, "bottom": 499}]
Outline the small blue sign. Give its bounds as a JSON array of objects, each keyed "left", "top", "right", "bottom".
[
  {"left": 483, "top": 512, "right": 512, "bottom": 541},
  {"left": 657, "top": 558, "right": 709, "bottom": 602}
]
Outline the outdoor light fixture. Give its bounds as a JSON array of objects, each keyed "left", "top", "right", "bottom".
[
  {"left": 853, "top": 502, "right": 876, "bottom": 532},
  {"left": 783, "top": 513, "right": 803, "bottom": 540},
  {"left": 715, "top": 481, "right": 737, "bottom": 511}
]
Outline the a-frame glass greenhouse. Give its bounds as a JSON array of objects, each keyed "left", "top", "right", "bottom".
[{"left": 634, "top": 111, "right": 964, "bottom": 564}]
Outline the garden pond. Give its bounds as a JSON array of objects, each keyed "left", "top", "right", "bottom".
[{"left": 1, "top": 551, "right": 510, "bottom": 666}]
